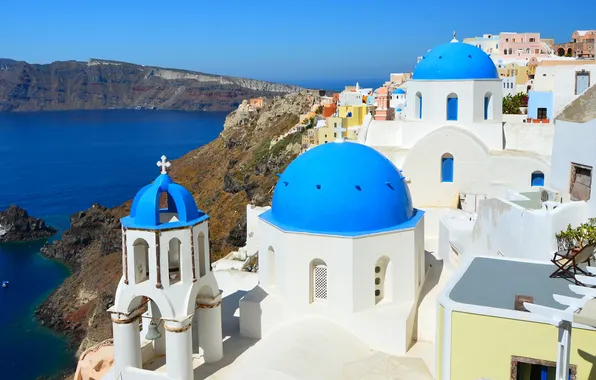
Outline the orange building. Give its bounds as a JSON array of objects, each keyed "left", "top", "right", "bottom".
[{"left": 322, "top": 103, "right": 337, "bottom": 118}]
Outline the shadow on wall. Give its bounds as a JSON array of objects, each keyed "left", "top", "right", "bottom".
[
  {"left": 193, "top": 290, "right": 259, "bottom": 379},
  {"left": 578, "top": 349, "right": 596, "bottom": 380},
  {"left": 418, "top": 250, "right": 444, "bottom": 309}
]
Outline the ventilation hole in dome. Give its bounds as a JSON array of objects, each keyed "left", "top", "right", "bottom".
[
  {"left": 468, "top": 54, "right": 472, "bottom": 58},
  {"left": 283, "top": 181, "right": 289, "bottom": 186},
  {"left": 386, "top": 182, "right": 395, "bottom": 190},
  {"left": 355, "top": 185, "right": 362, "bottom": 191},
  {"left": 438, "top": 56, "right": 442, "bottom": 59},
  {"left": 316, "top": 184, "right": 321, "bottom": 190}
]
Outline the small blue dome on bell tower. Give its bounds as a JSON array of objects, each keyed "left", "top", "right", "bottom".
[{"left": 121, "top": 155, "right": 209, "bottom": 229}]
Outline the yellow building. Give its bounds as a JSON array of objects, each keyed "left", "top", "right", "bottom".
[
  {"left": 338, "top": 105, "right": 369, "bottom": 128},
  {"left": 315, "top": 116, "right": 349, "bottom": 145},
  {"left": 437, "top": 256, "right": 596, "bottom": 380},
  {"left": 498, "top": 62, "right": 530, "bottom": 85}
]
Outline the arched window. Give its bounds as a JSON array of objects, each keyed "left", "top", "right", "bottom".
[
  {"left": 446, "top": 93, "right": 458, "bottom": 121},
  {"left": 484, "top": 92, "right": 493, "bottom": 120},
  {"left": 168, "top": 238, "right": 181, "bottom": 284},
  {"left": 198, "top": 232, "right": 207, "bottom": 277},
  {"left": 310, "top": 258, "right": 328, "bottom": 303},
  {"left": 132, "top": 239, "right": 149, "bottom": 284},
  {"left": 508, "top": 48, "right": 512, "bottom": 55},
  {"left": 374, "top": 256, "right": 392, "bottom": 304},
  {"left": 531, "top": 171, "right": 545, "bottom": 187},
  {"left": 268, "top": 246, "right": 276, "bottom": 288},
  {"left": 441, "top": 153, "right": 454, "bottom": 183},
  {"left": 503, "top": 49, "right": 507, "bottom": 55},
  {"left": 415, "top": 92, "right": 422, "bottom": 119}
]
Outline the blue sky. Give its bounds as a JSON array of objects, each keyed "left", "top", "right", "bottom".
[{"left": 1, "top": 0, "right": 594, "bottom": 85}]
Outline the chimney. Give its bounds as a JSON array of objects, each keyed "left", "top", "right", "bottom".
[{"left": 514, "top": 295, "right": 534, "bottom": 312}]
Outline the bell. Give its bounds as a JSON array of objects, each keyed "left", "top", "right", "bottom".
[{"left": 145, "top": 319, "right": 162, "bottom": 341}]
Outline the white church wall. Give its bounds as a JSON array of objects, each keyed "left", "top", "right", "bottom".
[
  {"left": 551, "top": 119, "right": 596, "bottom": 217},
  {"left": 245, "top": 204, "right": 271, "bottom": 256},
  {"left": 362, "top": 120, "right": 401, "bottom": 147},
  {"left": 503, "top": 122, "right": 555, "bottom": 156},
  {"left": 487, "top": 153, "right": 550, "bottom": 196},
  {"left": 472, "top": 80, "right": 504, "bottom": 123}
]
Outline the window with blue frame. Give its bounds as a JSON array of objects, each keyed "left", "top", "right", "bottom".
[
  {"left": 441, "top": 153, "right": 454, "bottom": 183},
  {"left": 484, "top": 92, "right": 493, "bottom": 120},
  {"left": 447, "top": 93, "right": 458, "bottom": 121},
  {"left": 531, "top": 171, "right": 545, "bottom": 187},
  {"left": 515, "top": 361, "right": 571, "bottom": 380}
]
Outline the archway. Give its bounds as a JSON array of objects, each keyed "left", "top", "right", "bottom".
[
  {"left": 567, "top": 48, "right": 573, "bottom": 56},
  {"left": 557, "top": 47, "right": 565, "bottom": 57},
  {"left": 309, "top": 258, "right": 328, "bottom": 303},
  {"left": 446, "top": 93, "right": 458, "bottom": 121},
  {"left": 132, "top": 239, "right": 149, "bottom": 284},
  {"left": 168, "top": 238, "right": 181, "bottom": 285}
]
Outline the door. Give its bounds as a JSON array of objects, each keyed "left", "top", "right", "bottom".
[{"left": 576, "top": 71, "right": 590, "bottom": 95}]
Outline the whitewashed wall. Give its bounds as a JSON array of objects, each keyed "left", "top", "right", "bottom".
[
  {"left": 245, "top": 204, "right": 271, "bottom": 256},
  {"left": 551, "top": 119, "right": 596, "bottom": 216},
  {"left": 503, "top": 122, "right": 555, "bottom": 156}
]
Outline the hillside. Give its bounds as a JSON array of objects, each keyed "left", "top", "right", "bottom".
[
  {"left": 35, "top": 92, "right": 317, "bottom": 375},
  {"left": 0, "top": 58, "right": 303, "bottom": 112}
]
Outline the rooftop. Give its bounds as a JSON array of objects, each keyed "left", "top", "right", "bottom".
[{"left": 449, "top": 257, "right": 580, "bottom": 311}]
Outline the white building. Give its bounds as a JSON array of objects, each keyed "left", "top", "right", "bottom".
[
  {"left": 104, "top": 156, "right": 224, "bottom": 380},
  {"left": 239, "top": 141, "right": 428, "bottom": 356},
  {"left": 390, "top": 88, "right": 406, "bottom": 113},
  {"left": 361, "top": 38, "right": 551, "bottom": 208}
]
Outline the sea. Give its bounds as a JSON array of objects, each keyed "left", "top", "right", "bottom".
[{"left": 0, "top": 110, "right": 226, "bottom": 380}]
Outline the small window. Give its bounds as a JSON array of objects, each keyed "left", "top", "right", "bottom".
[
  {"left": 441, "top": 153, "right": 454, "bottom": 183},
  {"left": 537, "top": 108, "right": 548, "bottom": 120},
  {"left": 570, "top": 163, "right": 592, "bottom": 202},
  {"left": 576, "top": 70, "right": 590, "bottom": 95},
  {"left": 531, "top": 171, "right": 545, "bottom": 187}
]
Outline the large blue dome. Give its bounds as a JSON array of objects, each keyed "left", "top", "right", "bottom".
[
  {"left": 121, "top": 173, "right": 208, "bottom": 229},
  {"left": 413, "top": 42, "right": 499, "bottom": 80},
  {"left": 260, "top": 142, "right": 419, "bottom": 236}
]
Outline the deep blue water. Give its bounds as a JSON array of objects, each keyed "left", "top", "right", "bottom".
[
  {"left": 285, "top": 78, "right": 387, "bottom": 92},
  {"left": 0, "top": 110, "right": 226, "bottom": 379}
]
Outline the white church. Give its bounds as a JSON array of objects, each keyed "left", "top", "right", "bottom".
[{"left": 91, "top": 37, "right": 596, "bottom": 380}]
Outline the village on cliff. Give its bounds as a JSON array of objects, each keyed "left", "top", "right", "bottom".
[{"left": 75, "top": 30, "right": 596, "bottom": 380}]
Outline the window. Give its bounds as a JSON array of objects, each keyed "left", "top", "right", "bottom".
[
  {"left": 512, "top": 356, "right": 574, "bottom": 380},
  {"left": 504, "top": 49, "right": 507, "bottom": 55},
  {"left": 168, "top": 238, "right": 181, "bottom": 285},
  {"left": 570, "top": 163, "right": 592, "bottom": 201},
  {"left": 132, "top": 239, "right": 150, "bottom": 284},
  {"left": 446, "top": 93, "right": 458, "bottom": 121},
  {"left": 509, "top": 48, "right": 513, "bottom": 54},
  {"left": 415, "top": 92, "right": 422, "bottom": 119},
  {"left": 531, "top": 171, "right": 545, "bottom": 187},
  {"left": 198, "top": 231, "right": 206, "bottom": 277},
  {"left": 506, "top": 38, "right": 509, "bottom": 42},
  {"left": 537, "top": 107, "right": 548, "bottom": 120},
  {"left": 529, "top": 37, "right": 535, "bottom": 42},
  {"left": 575, "top": 70, "right": 590, "bottom": 95},
  {"left": 310, "top": 259, "right": 328, "bottom": 303},
  {"left": 441, "top": 153, "right": 454, "bottom": 183}
]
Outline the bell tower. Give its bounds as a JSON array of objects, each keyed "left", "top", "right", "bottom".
[{"left": 107, "top": 155, "right": 223, "bottom": 380}]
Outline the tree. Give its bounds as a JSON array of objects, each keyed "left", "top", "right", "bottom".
[{"left": 502, "top": 92, "right": 528, "bottom": 115}]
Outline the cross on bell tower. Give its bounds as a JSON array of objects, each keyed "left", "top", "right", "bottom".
[{"left": 157, "top": 155, "right": 171, "bottom": 174}]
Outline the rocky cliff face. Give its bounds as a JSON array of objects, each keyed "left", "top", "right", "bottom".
[
  {"left": 35, "top": 92, "right": 317, "bottom": 374},
  {"left": 0, "top": 205, "right": 57, "bottom": 243},
  {"left": 0, "top": 58, "right": 304, "bottom": 112}
]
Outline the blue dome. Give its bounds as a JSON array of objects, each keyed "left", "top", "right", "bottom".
[
  {"left": 121, "top": 173, "right": 208, "bottom": 229},
  {"left": 413, "top": 42, "right": 499, "bottom": 80},
  {"left": 393, "top": 88, "right": 406, "bottom": 94},
  {"left": 260, "top": 142, "right": 420, "bottom": 236}
]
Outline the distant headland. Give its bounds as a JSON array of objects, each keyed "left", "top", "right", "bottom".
[{"left": 0, "top": 58, "right": 307, "bottom": 112}]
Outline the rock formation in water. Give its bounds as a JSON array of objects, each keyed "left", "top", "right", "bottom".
[
  {"left": 0, "top": 205, "right": 57, "bottom": 243},
  {"left": 35, "top": 92, "right": 318, "bottom": 370},
  {"left": 0, "top": 58, "right": 304, "bottom": 112}
]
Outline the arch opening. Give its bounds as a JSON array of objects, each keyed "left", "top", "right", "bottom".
[
  {"left": 168, "top": 238, "right": 181, "bottom": 285},
  {"left": 133, "top": 239, "right": 150, "bottom": 284},
  {"left": 531, "top": 171, "right": 545, "bottom": 187},
  {"left": 441, "top": 153, "right": 454, "bottom": 183},
  {"left": 309, "top": 258, "right": 328, "bottom": 303},
  {"left": 415, "top": 92, "right": 422, "bottom": 119},
  {"left": 159, "top": 191, "right": 179, "bottom": 224},
  {"left": 446, "top": 93, "right": 458, "bottom": 121},
  {"left": 484, "top": 92, "right": 493, "bottom": 120},
  {"left": 198, "top": 231, "right": 207, "bottom": 277},
  {"left": 374, "top": 256, "right": 392, "bottom": 304}
]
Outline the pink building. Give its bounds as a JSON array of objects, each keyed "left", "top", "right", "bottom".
[
  {"left": 500, "top": 32, "right": 550, "bottom": 59},
  {"left": 374, "top": 87, "right": 394, "bottom": 121}
]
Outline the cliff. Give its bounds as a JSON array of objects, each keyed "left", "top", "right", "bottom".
[
  {"left": 35, "top": 92, "right": 317, "bottom": 375},
  {"left": 0, "top": 58, "right": 304, "bottom": 112},
  {"left": 0, "top": 205, "right": 57, "bottom": 243}
]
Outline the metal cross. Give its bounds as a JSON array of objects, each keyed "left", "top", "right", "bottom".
[
  {"left": 157, "top": 155, "right": 171, "bottom": 174},
  {"left": 333, "top": 124, "right": 347, "bottom": 143}
]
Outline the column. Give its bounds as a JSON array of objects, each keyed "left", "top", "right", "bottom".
[
  {"left": 198, "top": 297, "right": 223, "bottom": 363},
  {"left": 556, "top": 320, "right": 572, "bottom": 380},
  {"left": 192, "top": 312, "right": 200, "bottom": 354},
  {"left": 112, "top": 313, "right": 142, "bottom": 371},
  {"left": 164, "top": 320, "right": 193, "bottom": 380}
]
